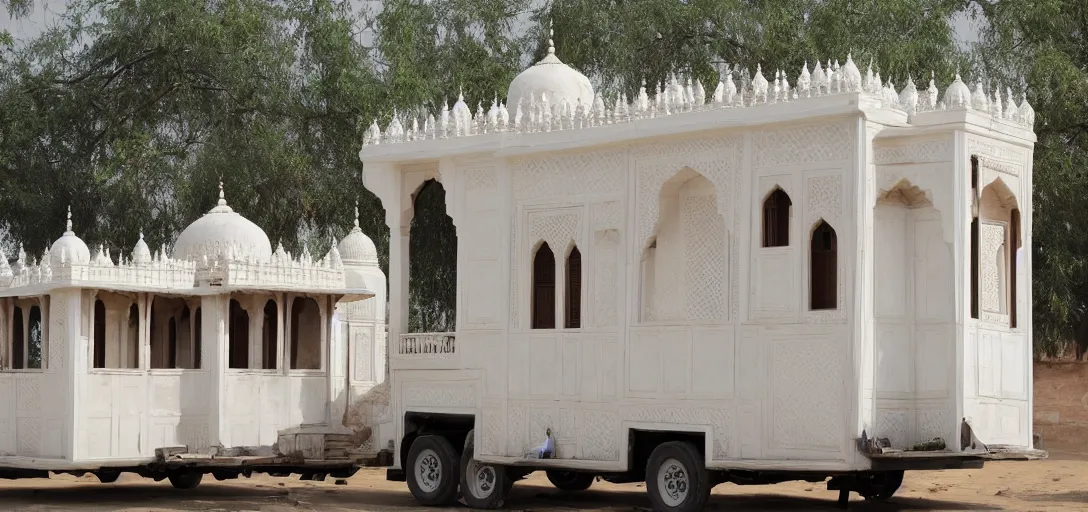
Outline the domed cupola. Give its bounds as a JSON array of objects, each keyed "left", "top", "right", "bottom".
[
  {"left": 943, "top": 72, "right": 972, "bottom": 109},
  {"left": 172, "top": 182, "right": 273, "bottom": 263},
  {"left": 506, "top": 28, "right": 594, "bottom": 110},
  {"left": 337, "top": 203, "right": 378, "bottom": 266},
  {"left": 131, "top": 232, "right": 152, "bottom": 265},
  {"left": 49, "top": 206, "right": 91, "bottom": 267}
]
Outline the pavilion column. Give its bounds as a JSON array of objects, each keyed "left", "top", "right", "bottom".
[
  {"left": 388, "top": 223, "right": 410, "bottom": 349},
  {"left": 204, "top": 294, "right": 228, "bottom": 448}
]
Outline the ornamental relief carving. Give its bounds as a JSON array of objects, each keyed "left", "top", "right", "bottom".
[
  {"left": 529, "top": 210, "right": 583, "bottom": 252},
  {"left": 510, "top": 149, "right": 626, "bottom": 201},
  {"left": 633, "top": 136, "right": 738, "bottom": 250},
  {"left": 463, "top": 166, "right": 497, "bottom": 191},
  {"left": 402, "top": 383, "right": 476, "bottom": 408},
  {"left": 805, "top": 174, "right": 843, "bottom": 229},
  {"left": 874, "top": 140, "right": 952, "bottom": 165},
  {"left": 967, "top": 137, "right": 1028, "bottom": 164},
  {"left": 753, "top": 121, "right": 853, "bottom": 168}
]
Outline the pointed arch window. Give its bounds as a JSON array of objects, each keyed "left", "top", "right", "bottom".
[
  {"left": 531, "top": 243, "right": 556, "bottom": 329},
  {"left": 810, "top": 221, "right": 838, "bottom": 310},
  {"left": 565, "top": 246, "right": 582, "bottom": 329},
  {"left": 228, "top": 299, "right": 250, "bottom": 369},
  {"left": 762, "top": 188, "right": 792, "bottom": 247}
]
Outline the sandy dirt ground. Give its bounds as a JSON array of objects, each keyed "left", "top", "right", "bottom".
[{"left": 1, "top": 452, "right": 1087, "bottom": 511}]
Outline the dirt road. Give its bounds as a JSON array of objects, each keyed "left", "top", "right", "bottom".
[{"left": 2, "top": 453, "right": 1086, "bottom": 511}]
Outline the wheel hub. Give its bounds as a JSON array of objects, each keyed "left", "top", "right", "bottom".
[
  {"left": 415, "top": 448, "right": 442, "bottom": 493},
  {"left": 657, "top": 458, "right": 689, "bottom": 506}
]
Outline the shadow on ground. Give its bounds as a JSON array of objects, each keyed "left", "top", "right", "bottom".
[{"left": 0, "top": 480, "right": 1002, "bottom": 511}]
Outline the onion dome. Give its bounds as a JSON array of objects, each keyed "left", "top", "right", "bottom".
[
  {"left": 943, "top": 72, "right": 971, "bottom": 109},
  {"left": 337, "top": 202, "right": 378, "bottom": 265},
  {"left": 172, "top": 182, "right": 272, "bottom": 263},
  {"left": 506, "top": 28, "right": 594, "bottom": 111},
  {"left": 131, "top": 231, "right": 152, "bottom": 265},
  {"left": 49, "top": 206, "right": 91, "bottom": 267}
]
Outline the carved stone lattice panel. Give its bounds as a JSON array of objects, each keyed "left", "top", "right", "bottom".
[
  {"left": 353, "top": 330, "right": 373, "bottom": 382},
  {"left": 977, "top": 156, "right": 1022, "bottom": 177},
  {"left": 623, "top": 406, "right": 732, "bottom": 459},
  {"left": 48, "top": 297, "right": 66, "bottom": 370},
  {"left": 594, "top": 231, "right": 620, "bottom": 328},
  {"left": 980, "top": 221, "right": 1008, "bottom": 316},
  {"left": 481, "top": 407, "right": 505, "bottom": 456},
  {"left": 463, "top": 165, "right": 497, "bottom": 191},
  {"left": 753, "top": 122, "right": 853, "bottom": 169},
  {"left": 633, "top": 137, "right": 736, "bottom": 250},
  {"left": 507, "top": 406, "right": 528, "bottom": 456},
  {"left": 511, "top": 149, "right": 626, "bottom": 201},
  {"left": 402, "top": 383, "right": 475, "bottom": 408},
  {"left": 874, "top": 140, "right": 952, "bottom": 165},
  {"left": 16, "top": 377, "right": 39, "bottom": 413},
  {"left": 580, "top": 410, "right": 620, "bottom": 460},
  {"left": 16, "top": 417, "right": 40, "bottom": 456},
  {"left": 529, "top": 210, "right": 583, "bottom": 253},
  {"left": 805, "top": 174, "right": 843, "bottom": 229},
  {"left": 510, "top": 209, "right": 519, "bottom": 328},
  {"left": 592, "top": 201, "right": 622, "bottom": 233},
  {"left": 771, "top": 339, "right": 844, "bottom": 451},
  {"left": 917, "top": 408, "right": 951, "bottom": 445},
  {"left": 875, "top": 408, "right": 911, "bottom": 449},
  {"left": 682, "top": 194, "right": 727, "bottom": 321},
  {"left": 968, "top": 138, "right": 1028, "bottom": 165},
  {"left": 529, "top": 408, "right": 579, "bottom": 458}
]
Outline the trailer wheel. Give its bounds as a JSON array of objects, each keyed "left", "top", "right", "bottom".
[
  {"left": 167, "top": 472, "right": 203, "bottom": 490},
  {"left": 460, "top": 430, "right": 513, "bottom": 509},
  {"left": 406, "top": 434, "right": 460, "bottom": 506},
  {"left": 861, "top": 470, "right": 904, "bottom": 501},
  {"left": 645, "top": 441, "right": 711, "bottom": 512},
  {"left": 546, "top": 470, "right": 595, "bottom": 491}
]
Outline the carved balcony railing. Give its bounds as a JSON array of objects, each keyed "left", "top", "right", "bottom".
[{"left": 397, "top": 333, "right": 456, "bottom": 357}]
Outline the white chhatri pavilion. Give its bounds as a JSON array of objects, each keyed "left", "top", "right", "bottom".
[{"left": 0, "top": 184, "right": 390, "bottom": 469}]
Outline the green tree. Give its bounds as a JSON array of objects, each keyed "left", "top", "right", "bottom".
[
  {"left": 538, "top": 0, "right": 971, "bottom": 100},
  {"left": 973, "top": 0, "right": 1088, "bottom": 357}
]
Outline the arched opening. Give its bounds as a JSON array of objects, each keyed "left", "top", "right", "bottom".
[
  {"left": 639, "top": 169, "right": 726, "bottom": 322},
  {"left": 11, "top": 306, "right": 23, "bottom": 369},
  {"left": 565, "top": 246, "right": 582, "bottom": 329},
  {"left": 177, "top": 304, "right": 192, "bottom": 368},
  {"left": 126, "top": 304, "right": 139, "bottom": 368},
  {"left": 290, "top": 297, "right": 322, "bottom": 369},
  {"left": 193, "top": 307, "right": 202, "bottom": 369},
  {"left": 150, "top": 296, "right": 189, "bottom": 369},
  {"left": 25, "top": 305, "right": 42, "bottom": 369},
  {"left": 167, "top": 318, "right": 178, "bottom": 369},
  {"left": 531, "top": 243, "right": 556, "bottom": 329},
  {"left": 408, "top": 178, "right": 457, "bottom": 333},
  {"left": 810, "top": 221, "right": 838, "bottom": 311},
  {"left": 762, "top": 188, "right": 792, "bottom": 247},
  {"left": 974, "top": 173, "right": 1021, "bottom": 326},
  {"left": 93, "top": 299, "right": 106, "bottom": 369},
  {"left": 228, "top": 299, "right": 250, "bottom": 369},
  {"left": 262, "top": 299, "right": 278, "bottom": 370}
]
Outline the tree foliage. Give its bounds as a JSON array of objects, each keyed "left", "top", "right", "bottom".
[{"left": 973, "top": 0, "right": 1088, "bottom": 357}]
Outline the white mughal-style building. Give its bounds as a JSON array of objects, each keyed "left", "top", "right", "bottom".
[
  {"left": 360, "top": 33, "right": 1042, "bottom": 511},
  {"left": 0, "top": 185, "right": 391, "bottom": 483}
]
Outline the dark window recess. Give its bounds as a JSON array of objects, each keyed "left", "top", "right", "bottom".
[
  {"left": 565, "top": 247, "right": 582, "bottom": 329},
  {"left": 532, "top": 243, "right": 556, "bottom": 329},
  {"left": 810, "top": 221, "right": 838, "bottom": 311},
  {"left": 762, "top": 188, "right": 792, "bottom": 247}
]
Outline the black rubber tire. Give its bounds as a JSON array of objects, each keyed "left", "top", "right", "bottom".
[
  {"left": 406, "top": 434, "right": 461, "bottom": 506},
  {"left": 167, "top": 472, "right": 203, "bottom": 489},
  {"left": 546, "top": 470, "right": 595, "bottom": 491},
  {"left": 95, "top": 470, "right": 120, "bottom": 484},
  {"left": 460, "top": 431, "right": 513, "bottom": 509},
  {"left": 645, "top": 441, "right": 711, "bottom": 512},
  {"left": 861, "top": 470, "right": 904, "bottom": 501}
]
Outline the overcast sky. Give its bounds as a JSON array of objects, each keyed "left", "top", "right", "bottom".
[{"left": 3, "top": 1, "right": 983, "bottom": 59}]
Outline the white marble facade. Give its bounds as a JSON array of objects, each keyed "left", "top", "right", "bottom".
[
  {"left": 361, "top": 47, "right": 1037, "bottom": 472},
  {"left": 0, "top": 188, "right": 387, "bottom": 462}
]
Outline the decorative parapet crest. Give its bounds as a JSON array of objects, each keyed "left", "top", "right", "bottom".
[{"left": 362, "top": 55, "right": 1035, "bottom": 149}]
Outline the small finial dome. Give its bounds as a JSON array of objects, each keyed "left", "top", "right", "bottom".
[
  {"left": 338, "top": 200, "right": 378, "bottom": 265},
  {"left": 132, "top": 231, "right": 151, "bottom": 265},
  {"left": 506, "top": 24, "right": 594, "bottom": 112},
  {"left": 943, "top": 72, "right": 971, "bottom": 109},
  {"left": 49, "top": 205, "right": 91, "bottom": 267}
]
